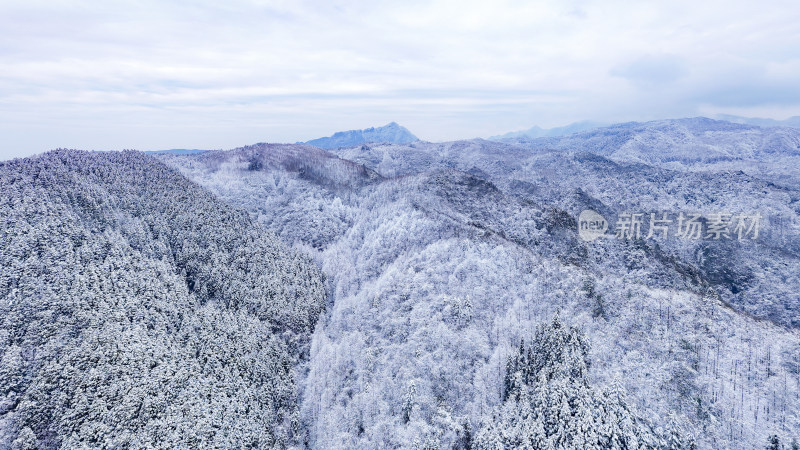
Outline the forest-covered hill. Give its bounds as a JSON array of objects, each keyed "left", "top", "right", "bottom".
[{"left": 0, "top": 150, "right": 326, "bottom": 448}]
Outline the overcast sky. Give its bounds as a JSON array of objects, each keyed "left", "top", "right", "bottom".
[{"left": 1, "top": 0, "right": 799, "bottom": 158}]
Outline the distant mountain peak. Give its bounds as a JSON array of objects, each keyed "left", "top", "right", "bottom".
[
  {"left": 714, "top": 114, "right": 800, "bottom": 129},
  {"left": 305, "top": 122, "right": 418, "bottom": 149},
  {"left": 489, "top": 120, "right": 607, "bottom": 141}
]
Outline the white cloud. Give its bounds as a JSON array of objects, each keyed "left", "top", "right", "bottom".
[{"left": 1, "top": 0, "right": 799, "bottom": 158}]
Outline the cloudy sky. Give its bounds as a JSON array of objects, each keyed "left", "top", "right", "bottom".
[{"left": 1, "top": 0, "right": 799, "bottom": 158}]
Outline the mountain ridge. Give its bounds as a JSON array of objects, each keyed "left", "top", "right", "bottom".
[
  {"left": 489, "top": 120, "right": 607, "bottom": 140},
  {"left": 715, "top": 114, "right": 800, "bottom": 129},
  {"left": 304, "top": 122, "right": 418, "bottom": 149}
]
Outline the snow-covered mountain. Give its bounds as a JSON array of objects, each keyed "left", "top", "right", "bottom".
[
  {"left": 715, "top": 114, "right": 800, "bottom": 129},
  {"left": 3, "top": 116, "right": 800, "bottom": 449},
  {"left": 489, "top": 120, "right": 607, "bottom": 140},
  {"left": 145, "top": 148, "right": 209, "bottom": 155},
  {"left": 304, "top": 122, "right": 418, "bottom": 149},
  {"left": 499, "top": 117, "right": 800, "bottom": 187},
  {"left": 163, "top": 119, "right": 800, "bottom": 448},
  {"left": 332, "top": 138, "right": 800, "bottom": 328}
]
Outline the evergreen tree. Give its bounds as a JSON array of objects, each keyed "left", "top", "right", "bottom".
[
  {"left": 479, "top": 316, "right": 658, "bottom": 449},
  {"left": 767, "top": 434, "right": 782, "bottom": 450}
]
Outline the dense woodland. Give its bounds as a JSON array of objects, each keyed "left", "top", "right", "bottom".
[{"left": 0, "top": 150, "right": 325, "bottom": 448}]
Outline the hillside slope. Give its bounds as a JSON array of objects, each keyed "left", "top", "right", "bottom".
[
  {"left": 165, "top": 135, "right": 800, "bottom": 448},
  {"left": 334, "top": 138, "right": 800, "bottom": 328},
  {"left": 0, "top": 150, "right": 326, "bottom": 448}
]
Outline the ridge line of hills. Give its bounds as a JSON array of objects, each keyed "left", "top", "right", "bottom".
[{"left": 143, "top": 116, "right": 800, "bottom": 156}]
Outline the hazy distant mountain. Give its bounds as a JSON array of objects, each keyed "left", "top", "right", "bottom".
[
  {"left": 716, "top": 114, "right": 800, "bottom": 129},
  {"left": 489, "top": 120, "right": 607, "bottom": 140},
  {"left": 304, "top": 122, "right": 418, "bottom": 149},
  {"left": 145, "top": 148, "right": 209, "bottom": 155},
  {"left": 501, "top": 117, "right": 800, "bottom": 186}
]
